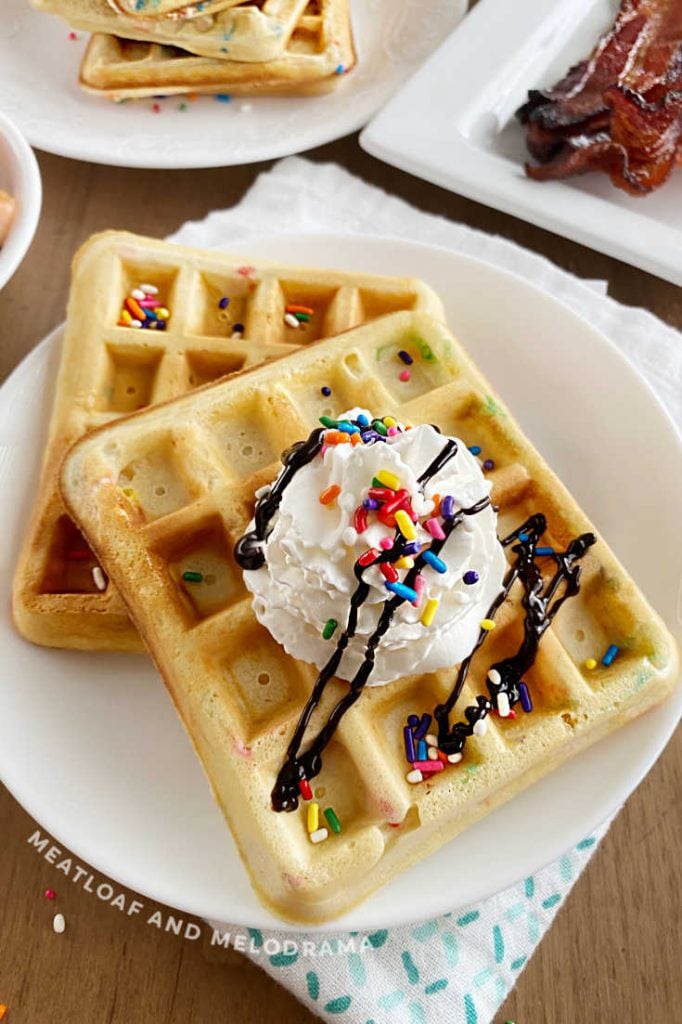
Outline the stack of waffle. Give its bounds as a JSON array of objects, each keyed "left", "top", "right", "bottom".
[
  {"left": 31, "top": 0, "right": 355, "bottom": 99},
  {"left": 13, "top": 231, "right": 679, "bottom": 923}
]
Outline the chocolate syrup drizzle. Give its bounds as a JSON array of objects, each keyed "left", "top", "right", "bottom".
[
  {"left": 234, "top": 419, "right": 595, "bottom": 812},
  {"left": 434, "top": 514, "right": 596, "bottom": 756}
]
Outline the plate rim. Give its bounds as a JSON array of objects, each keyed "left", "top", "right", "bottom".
[{"left": 1, "top": 231, "right": 680, "bottom": 932}]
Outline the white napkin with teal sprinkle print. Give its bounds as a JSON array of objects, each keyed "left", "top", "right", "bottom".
[{"left": 171, "top": 156, "right": 682, "bottom": 1024}]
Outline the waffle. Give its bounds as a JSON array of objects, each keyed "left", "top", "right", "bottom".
[
  {"left": 12, "top": 233, "right": 444, "bottom": 651},
  {"left": 111, "top": 0, "right": 241, "bottom": 19},
  {"left": 34, "top": 0, "right": 318, "bottom": 64},
  {"left": 59, "top": 311, "right": 678, "bottom": 923},
  {"left": 80, "top": 0, "right": 354, "bottom": 99}
]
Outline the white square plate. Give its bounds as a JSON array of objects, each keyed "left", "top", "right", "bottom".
[{"left": 361, "top": 0, "right": 682, "bottom": 286}]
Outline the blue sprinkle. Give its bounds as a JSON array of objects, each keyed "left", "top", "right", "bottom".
[
  {"left": 215, "top": 94, "right": 231, "bottom": 103},
  {"left": 386, "top": 581, "right": 418, "bottom": 603},
  {"left": 518, "top": 681, "right": 533, "bottom": 712},
  {"left": 218, "top": 296, "right": 229, "bottom": 309},
  {"left": 361, "top": 430, "right": 382, "bottom": 443},
  {"left": 483, "top": 459, "right": 495, "bottom": 471},
  {"left": 363, "top": 498, "right": 380, "bottom": 510},
  {"left": 404, "top": 726, "right": 416, "bottom": 762},
  {"left": 463, "top": 570, "right": 479, "bottom": 585},
  {"left": 417, "top": 739, "right": 427, "bottom": 761},
  {"left": 337, "top": 421, "right": 360, "bottom": 435},
  {"left": 441, "top": 495, "right": 455, "bottom": 518},
  {"left": 398, "top": 350, "right": 413, "bottom": 365},
  {"left": 413, "top": 713, "right": 431, "bottom": 740},
  {"left": 321, "top": 386, "right": 332, "bottom": 396},
  {"left": 403, "top": 541, "right": 421, "bottom": 556},
  {"left": 518, "top": 532, "right": 529, "bottom": 541},
  {"left": 335, "top": 64, "right": 345, "bottom": 74},
  {"left": 536, "top": 546, "right": 555, "bottom": 555},
  {"left": 468, "top": 445, "right": 481, "bottom": 456},
  {"left": 232, "top": 322, "right": 244, "bottom": 333},
  {"left": 143, "top": 307, "right": 158, "bottom": 321},
  {"left": 357, "top": 413, "right": 370, "bottom": 426},
  {"left": 407, "top": 714, "right": 420, "bottom": 728},
  {"left": 155, "top": 321, "right": 167, "bottom": 331},
  {"left": 423, "top": 550, "right": 447, "bottom": 574},
  {"left": 602, "top": 644, "right": 619, "bottom": 667}
]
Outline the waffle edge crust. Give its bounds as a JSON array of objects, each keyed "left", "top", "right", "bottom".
[{"left": 58, "top": 310, "right": 679, "bottom": 923}]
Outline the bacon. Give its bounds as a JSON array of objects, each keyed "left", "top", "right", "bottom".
[{"left": 517, "top": 0, "right": 682, "bottom": 195}]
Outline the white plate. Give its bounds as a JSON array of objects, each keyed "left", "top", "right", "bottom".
[
  {"left": 0, "top": 234, "right": 680, "bottom": 932},
  {"left": 0, "top": 0, "right": 465, "bottom": 169},
  {"left": 361, "top": 0, "right": 682, "bottom": 287},
  {"left": 0, "top": 109, "right": 42, "bottom": 291}
]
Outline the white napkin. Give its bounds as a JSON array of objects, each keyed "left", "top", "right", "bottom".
[{"left": 169, "top": 157, "right": 681, "bottom": 1024}]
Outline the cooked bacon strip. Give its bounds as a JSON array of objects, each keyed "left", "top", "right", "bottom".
[{"left": 517, "top": 0, "right": 682, "bottom": 195}]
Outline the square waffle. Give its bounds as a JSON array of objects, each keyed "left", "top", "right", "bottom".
[
  {"left": 59, "top": 311, "right": 678, "bottom": 923},
  {"left": 12, "top": 232, "right": 444, "bottom": 650},
  {"left": 33, "top": 0, "right": 320, "bottom": 64},
  {"left": 78, "top": 0, "right": 354, "bottom": 99}
]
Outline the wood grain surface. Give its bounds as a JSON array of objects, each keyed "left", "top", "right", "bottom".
[{"left": 1, "top": 140, "right": 680, "bottom": 1024}]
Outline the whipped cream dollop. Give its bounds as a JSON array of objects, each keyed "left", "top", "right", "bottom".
[{"left": 242, "top": 410, "right": 506, "bottom": 686}]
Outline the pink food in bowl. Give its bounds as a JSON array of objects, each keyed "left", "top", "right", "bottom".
[{"left": 0, "top": 190, "right": 15, "bottom": 246}]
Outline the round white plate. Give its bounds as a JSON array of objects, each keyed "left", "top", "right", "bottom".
[
  {"left": 1, "top": 234, "right": 680, "bottom": 932},
  {"left": 0, "top": 0, "right": 464, "bottom": 169},
  {"left": 0, "top": 109, "right": 42, "bottom": 291}
]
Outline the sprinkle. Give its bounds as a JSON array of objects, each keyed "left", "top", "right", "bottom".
[
  {"left": 322, "top": 618, "right": 338, "bottom": 640},
  {"left": 463, "top": 570, "right": 479, "bottom": 585},
  {"left": 152, "top": 102, "right": 162, "bottom": 113},
  {"left": 448, "top": 752, "right": 463, "bottom": 764},
  {"left": 237, "top": 265, "right": 256, "bottom": 277},
  {"left": 383, "top": 417, "right": 398, "bottom": 428},
  {"left": 473, "top": 717, "right": 488, "bottom": 736},
  {"left": 414, "top": 713, "right": 431, "bottom": 740},
  {"left": 68, "top": 30, "right": 78, "bottom": 40},
  {"left": 375, "top": 469, "right": 401, "bottom": 490},
  {"left": 91, "top": 566, "right": 106, "bottom": 591},
  {"left": 480, "top": 618, "right": 496, "bottom": 631},
  {"left": 427, "top": 747, "right": 439, "bottom": 760},
  {"left": 298, "top": 778, "right": 312, "bottom": 801},
  {"left": 307, "top": 802, "right": 319, "bottom": 833},
  {"left": 420, "top": 597, "right": 440, "bottom": 627},
  {"left": 358, "top": 548, "right": 380, "bottom": 567},
  {"left": 441, "top": 495, "right": 455, "bottom": 519},
  {"left": 140, "top": 284, "right": 158, "bottom": 295},
  {"left": 412, "top": 760, "right": 444, "bottom": 774},
  {"left": 350, "top": 432, "right": 362, "bottom": 446},
  {"left": 496, "top": 692, "right": 511, "bottom": 718},
  {"left": 44, "top": 888, "right": 56, "bottom": 900},
  {"left": 369, "top": 486, "right": 395, "bottom": 502},
  {"left": 337, "top": 421, "right": 360, "bottom": 434},
  {"left": 284, "top": 313, "right": 299, "bottom": 329},
  {"left": 387, "top": 426, "right": 399, "bottom": 436},
  {"left": 468, "top": 445, "right": 482, "bottom": 456},
  {"left": 218, "top": 296, "right": 229, "bottom": 309},
  {"left": 518, "top": 533, "right": 529, "bottom": 541},
  {"left": 321, "top": 386, "right": 332, "bottom": 396},
  {"left": 411, "top": 574, "right": 425, "bottom": 607},
  {"left": 398, "top": 350, "right": 413, "bottom": 365},
  {"left": 335, "top": 64, "right": 345, "bottom": 74},
  {"left": 125, "top": 296, "right": 146, "bottom": 320},
  {"left": 407, "top": 769, "right": 423, "bottom": 784},
  {"left": 385, "top": 581, "right": 419, "bottom": 603},
  {"left": 379, "top": 537, "right": 393, "bottom": 550},
  {"left": 182, "top": 571, "right": 203, "bottom": 583},
  {"left": 353, "top": 507, "right": 368, "bottom": 533},
  {"left": 423, "top": 550, "right": 447, "bottom": 574},
  {"left": 324, "top": 807, "right": 342, "bottom": 833},
  {"left": 310, "top": 828, "right": 328, "bottom": 844},
  {"left": 342, "top": 527, "right": 357, "bottom": 546},
  {"left": 417, "top": 739, "right": 427, "bottom": 760},
  {"left": 602, "top": 644, "right": 620, "bottom": 667},
  {"left": 396, "top": 556, "right": 414, "bottom": 570},
  {"left": 357, "top": 414, "right": 370, "bottom": 426},
  {"left": 536, "top": 546, "right": 555, "bottom": 556},
  {"left": 403, "top": 726, "right": 416, "bottom": 762},
  {"left": 395, "top": 509, "right": 417, "bottom": 540},
  {"left": 380, "top": 562, "right": 399, "bottom": 583},
  {"left": 319, "top": 415, "right": 338, "bottom": 427},
  {"left": 53, "top": 913, "right": 66, "bottom": 934},
  {"left": 584, "top": 658, "right": 597, "bottom": 670},
  {"left": 519, "top": 681, "right": 533, "bottom": 712},
  {"left": 294, "top": 312, "right": 310, "bottom": 323},
  {"left": 403, "top": 540, "right": 421, "bottom": 556},
  {"left": 232, "top": 321, "right": 245, "bottom": 333},
  {"left": 483, "top": 459, "right": 495, "bottom": 471},
  {"left": 319, "top": 484, "right": 341, "bottom": 505},
  {"left": 131, "top": 288, "right": 145, "bottom": 300},
  {"left": 372, "top": 419, "right": 389, "bottom": 437},
  {"left": 424, "top": 517, "right": 445, "bottom": 540},
  {"left": 399, "top": 370, "right": 411, "bottom": 382},
  {"left": 285, "top": 304, "right": 314, "bottom": 316},
  {"left": 407, "top": 714, "right": 420, "bottom": 727},
  {"left": 215, "top": 94, "right": 231, "bottom": 103}
]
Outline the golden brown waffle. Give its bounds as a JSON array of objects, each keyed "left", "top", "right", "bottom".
[
  {"left": 59, "top": 311, "right": 678, "bottom": 923},
  {"left": 111, "top": 0, "right": 241, "bottom": 19},
  {"left": 34, "top": 0, "right": 318, "bottom": 63},
  {"left": 78, "top": 0, "right": 354, "bottom": 99},
  {"left": 12, "top": 233, "right": 444, "bottom": 651}
]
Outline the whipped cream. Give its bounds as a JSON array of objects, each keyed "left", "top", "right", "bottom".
[{"left": 242, "top": 410, "right": 506, "bottom": 686}]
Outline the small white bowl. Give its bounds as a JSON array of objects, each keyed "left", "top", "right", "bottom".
[{"left": 0, "top": 109, "right": 42, "bottom": 291}]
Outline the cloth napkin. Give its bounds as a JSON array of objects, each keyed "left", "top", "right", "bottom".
[{"left": 170, "top": 157, "right": 682, "bottom": 1024}]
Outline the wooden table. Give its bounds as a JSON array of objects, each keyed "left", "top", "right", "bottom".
[{"left": 1, "top": 141, "right": 680, "bottom": 1024}]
